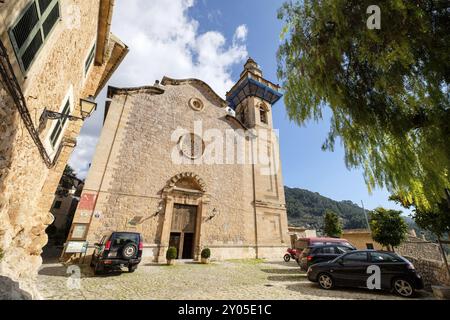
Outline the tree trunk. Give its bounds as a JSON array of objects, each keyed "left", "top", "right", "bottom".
[{"left": 437, "top": 238, "right": 450, "bottom": 281}]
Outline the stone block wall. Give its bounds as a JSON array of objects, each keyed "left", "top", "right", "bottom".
[
  {"left": 71, "top": 79, "right": 290, "bottom": 262},
  {"left": 405, "top": 256, "right": 450, "bottom": 288},
  {"left": 396, "top": 237, "right": 443, "bottom": 261},
  {"left": 0, "top": 0, "right": 123, "bottom": 298}
]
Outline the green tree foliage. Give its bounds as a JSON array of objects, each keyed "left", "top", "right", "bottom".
[
  {"left": 285, "top": 186, "right": 368, "bottom": 229},
  {"left": 277, "top": 0, "right": 450, "bottom": 211},
  {"left": 391, "top": 194, "right": 450, "bottom": 239},
  {"left": 323, "top": 209, "right": 343, "bottom": 237},
  {"left": 369, "top": 207, "right": 408, "bottom": 250}
]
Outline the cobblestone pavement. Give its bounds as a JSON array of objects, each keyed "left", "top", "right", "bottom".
[{"left": 37, "top": 259, "right": 434, "bottom": 300}]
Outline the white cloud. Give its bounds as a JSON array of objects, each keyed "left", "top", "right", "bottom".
[
  {"left": 69, "top": 0, "right": 248, "bottom": 179},
  {"left": 234, "top": 25, "right": 248, "bottom": 42},
  {"left": 68, "top": 135, "right": 98, "bottom": 179}
]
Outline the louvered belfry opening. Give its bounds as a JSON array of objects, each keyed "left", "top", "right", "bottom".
[{"left": 9, "top": 0, "right": 60, "bottom": 72}]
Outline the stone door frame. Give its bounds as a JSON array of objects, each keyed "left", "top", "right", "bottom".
[{"left": 157, "top": 173, "right": 210, "bottom": 262}]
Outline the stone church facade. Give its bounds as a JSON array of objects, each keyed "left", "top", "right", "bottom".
[{"left": 68, "top": 59, "right": 290, "bottom": 261}]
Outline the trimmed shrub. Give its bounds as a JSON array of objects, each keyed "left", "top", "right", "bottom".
[
  {"left": 201, "top": 248, "right": 211, "bottom": 259},
  {"left": 166, "top": 247, "right": 177, "bottom": 260}
]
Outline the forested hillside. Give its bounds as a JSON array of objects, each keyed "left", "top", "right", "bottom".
[{"left": 285, "top": 186, "right": 369, "bottom": 230}]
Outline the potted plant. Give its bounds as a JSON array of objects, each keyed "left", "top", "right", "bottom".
[
  {"left": 201, "top": 248, "right": 211, "bottom": 264},
  {"left": 166, "top": 247, "right": 177, "bottom": 265}
]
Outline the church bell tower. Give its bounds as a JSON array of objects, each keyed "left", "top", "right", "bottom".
[{"left": 226, "top": 58, "right": 289, "bottom": 258}]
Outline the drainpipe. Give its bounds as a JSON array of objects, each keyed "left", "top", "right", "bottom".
[{"left": 250, "top": 132, "right": 259, "bottom": 259}]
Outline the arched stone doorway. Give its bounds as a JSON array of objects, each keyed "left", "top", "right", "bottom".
[{"left": 157, "top": 172, "right": 209, "bottom": 262}]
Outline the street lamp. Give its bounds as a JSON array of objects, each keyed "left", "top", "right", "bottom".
[
  {"left": 40, "top": 95, "right": 97, "bottom": 122},
  {"left": 79, "top": 96, "right": 97, "bottom": 119}
]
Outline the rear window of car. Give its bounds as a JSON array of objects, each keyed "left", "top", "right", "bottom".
[
  {"left": 335, "top": 246, "right": 354, "bottom": 254},
  {"left": 110, "top": 233, "right": 140, "bottom": 247}
]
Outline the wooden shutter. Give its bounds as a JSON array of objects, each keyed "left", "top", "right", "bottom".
[{"left": 9, "top": 0, "right": 60, "bottom": 72}]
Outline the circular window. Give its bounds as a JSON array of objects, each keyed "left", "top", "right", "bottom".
[
  {"left": 189, "top": 98, "right": 204, "bottom": 111},
  {"left": 179, "top": 133, "right": 205, "bottom": 159}
]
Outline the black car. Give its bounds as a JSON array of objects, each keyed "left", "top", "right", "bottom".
[
  {"left": 90, "top": 232, "right": 143, "bottom": 275},
  {"left": 298, "top": 244, "right": 356, "bottom": 271},
  {"left": 307, "top": 250, "right": 424, "bottom": 297}
]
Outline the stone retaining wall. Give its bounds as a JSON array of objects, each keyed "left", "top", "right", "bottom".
[
  {"left": 405, "top": 256, "right": 450, "bottom": 288},
  {"left": 396, "top": 237, "right": 442, "bottom": 261}
]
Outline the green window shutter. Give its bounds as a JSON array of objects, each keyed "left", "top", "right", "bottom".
[
  {"left": 85, "top": 45, "right": 96, "bottom": 74},
  {"left": 41, "top": 1, "right": 60, "bottom": 38},
  {"left": 9, "top": 0, "right": 60, "bottom": 73},
  {"left": 38, "top": 0, "right": 53, "bottom": 13},
  {"left": 11, "top": 2, "right": 39, "bottom": 49},
  {"left": 21, "top": 31, "right": 43, "bottom": 70},
  {"left": 49, "top": 99, "right": 70, "bottom": 148}
]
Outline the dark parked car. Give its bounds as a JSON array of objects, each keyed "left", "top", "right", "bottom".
[
  {"left": 293, "top": 237, "right": 355, "bottom": 260},
  {"left": 90, "top": 232, "right": 143, "bottom": 275},
  {"left": 307, "top": 250, "right": 424, "bottom": 297},
  {"left": 298, "top": 244, "right": 356, "bottom": 271}
]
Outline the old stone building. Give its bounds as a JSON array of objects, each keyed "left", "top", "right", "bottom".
[
  {"left": 0, "top": 0, "right": 127, "bottom": 298},
  {"left": 68, "top": 58, "right": 290, "bottom": 261}
]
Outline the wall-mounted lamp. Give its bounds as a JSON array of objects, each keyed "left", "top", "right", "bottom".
[
  {"left": 208, "top": 208, "right": 219, "bottom": 221},
  {"left": 40, "top": 96, "right": 97, "bottom": 123},
  {"left": 153, "top": 202, "right": 165, "bottom": 217}
]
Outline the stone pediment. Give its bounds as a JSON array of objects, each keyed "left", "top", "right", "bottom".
[{"left": 161, "top": 76, "right": 228, "bottom": 108}]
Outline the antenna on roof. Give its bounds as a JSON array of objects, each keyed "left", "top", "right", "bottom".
[{"left": 361, "top": 200, "right": 371, "bottom": 231}]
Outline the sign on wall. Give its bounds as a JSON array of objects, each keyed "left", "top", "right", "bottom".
[
  {"left": 78, "top": 193, "right": 97, "bottom": 210},
  {"left": 71, "top": 224, "right": 87, "bottom": 239},
  {"left": 65, "top": 241, "right": 88, "bottom": 254}
]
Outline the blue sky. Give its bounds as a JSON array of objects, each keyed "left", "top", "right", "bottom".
[
  {"left": 69, "top": 0, "right": 410, "bottom": 216},
  {"left": 189, "top": 0, "right": 409, "bottom": 214}
]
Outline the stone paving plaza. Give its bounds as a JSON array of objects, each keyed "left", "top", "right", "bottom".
[{"left": 37, "top": 259, "right": 434, "bottom": 300}]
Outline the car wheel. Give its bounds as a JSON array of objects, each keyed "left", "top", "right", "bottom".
[
  {"left": 318, "top": 273, "right": 334, "bottom": 290},
  {"left": 283, "top": 254, "right": 291, "bottom": 262},
  {"left": 128, "top": 265, "right": 137, "bottom": 273},
  {"left": 94, "top": 263, "right": 104, "bottom": 275},
  {"left": 90, "top": 256, "right": 95, "bottom": 267},
  {"left": 121, "top": 243, "right": 138, "bottom": 259},
  {"left": 392, "top": 278, "right": 415, "bottom": 298}
]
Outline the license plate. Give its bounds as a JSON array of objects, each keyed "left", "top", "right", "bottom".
[{"left": 108, "top": 252, "right": 117, "bottom": 257}]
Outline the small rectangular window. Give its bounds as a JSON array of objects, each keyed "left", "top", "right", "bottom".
[
  {"left": 260, "top": 106, "right": 268, "bottom": 124},
  {"left": 71, "top": 224, "right": 87, "bottom": 239},
  {"left": 84, "top": 44, "right": 96, "bottom": 75},
  {"left": 53, "top": 200, "right": 62, "bottom": 209},
  {"left": 9, "top": 0, "right": 60, "bottom": 72}
]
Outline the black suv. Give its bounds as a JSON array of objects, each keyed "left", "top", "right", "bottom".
[
  {"left": 90, "top": 232, "right": 143, "bottom": 275},
  {"left": 298, "top": 244, "right": 356, "bottom": 271}
]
